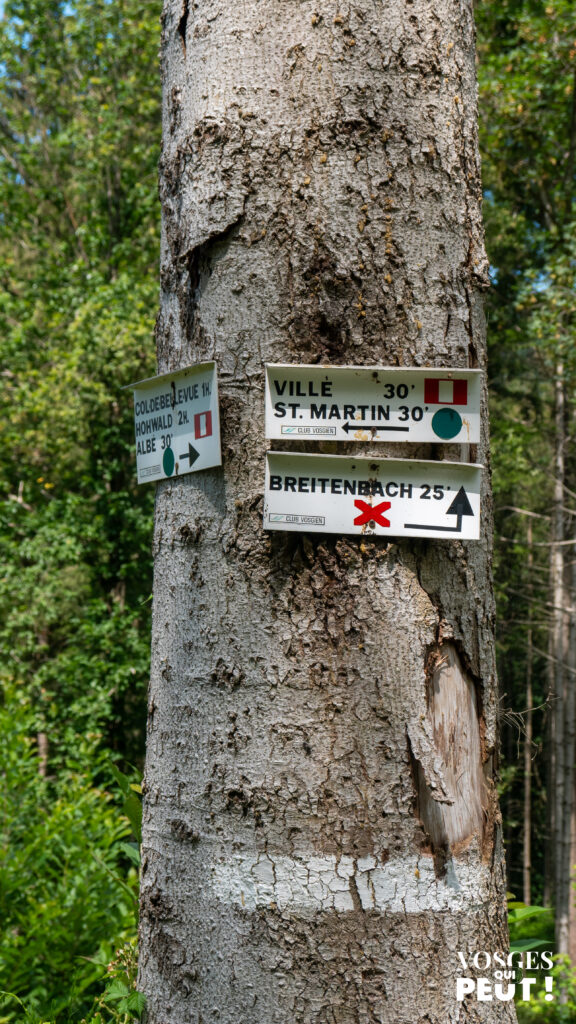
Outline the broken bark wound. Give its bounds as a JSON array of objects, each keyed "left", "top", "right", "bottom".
[
  {"left": 411, "top": 643, "right": 486, "bottom": 867},
  {"left": 179, "top": 215, "right": 244, "bottom": 345},
  {"left": 178, "top": 0, "right": 188, "bottom": 52}
]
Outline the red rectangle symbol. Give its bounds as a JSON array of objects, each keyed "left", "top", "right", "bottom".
[
  {"left": 424, "top": 378, "right": 468, "bottom": 406},
  {"left": 194, "top": 410, "right": 213, "bottom": 438}
]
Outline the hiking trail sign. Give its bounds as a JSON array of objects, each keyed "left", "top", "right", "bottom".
[
  {"left": 126, "top": 362, "right": 221, "bottom": 484},
  {"left": 264, "top": 365, "right": 481, "bottom": 444},
  {"left": 263, "top": 452, "right": 482, "bottom": 539}
]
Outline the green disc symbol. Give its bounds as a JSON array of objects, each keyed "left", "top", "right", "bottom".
[
  {"left": 431, "top": 408, "right": 463, "bottom": 440},
  {"left": 162, "top": 446, "right": 175, "bottom": 476}
]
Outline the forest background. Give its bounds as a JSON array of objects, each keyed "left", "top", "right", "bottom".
[{"left": 0, "top": 0, "right": 574, "bottom": 1021}]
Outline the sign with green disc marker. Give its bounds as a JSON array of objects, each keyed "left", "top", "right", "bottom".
[
  {"left": 265, "top": 365, "right": 482, "bottom": 444},
  {"left": 126, "top": 362, "right": 221, "bottom": 484}
]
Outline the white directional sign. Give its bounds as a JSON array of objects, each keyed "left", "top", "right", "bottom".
[
  {"left": 265, "top": 365, "right": 481, "bottom": 444},
  {"left": 128, "top": 362, "right": 221, "bottom": 484},
  {"left": 264, "top": 453, "right": 482, "bottom": 539}
]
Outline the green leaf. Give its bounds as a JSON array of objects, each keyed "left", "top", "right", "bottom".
[
  {"left": 103, "top": 979, "right": 131, "bottom": 1002},
  {"left": 119, "top": 841, "right": 141, "bottom": 866},
  {"left": 109, "top": 762, "right": 133, "bottom": 799},
  {"left": 509, "top": 905, "right": 549, "bottom": 924},
  {"left": 123, "top": 792, "right": 142, "bottom": 844},
  {"left": 126, "top": 991, "right": 147, "bottom": 1016},
  {"left": 510, "top": 938, "right": 553, "bottom": 953}
]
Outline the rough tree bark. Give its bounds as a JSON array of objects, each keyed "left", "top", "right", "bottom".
[{"left": 138, "top": 0, "right": 515, "bottom": 1021}]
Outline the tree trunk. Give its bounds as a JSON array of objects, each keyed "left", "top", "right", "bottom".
[
  {"left": 551, "top": 367, "right": 570, "bottom": 954},
  {"left": 561, "top": 484, "right": 576, "bottom": 962},
  {"left": 523, "top": 518, "right": 533, "bottom": 907},
  {"left": 558, "top": 625, "right": 576, "bottom": 962},
  {"left": 139, "top": 0, "right": 515, "bottom": 1021}
]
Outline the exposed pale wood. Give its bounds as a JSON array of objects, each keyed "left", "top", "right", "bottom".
[{"left": 412, "top": 644, "right": 486, "bottom": 865}]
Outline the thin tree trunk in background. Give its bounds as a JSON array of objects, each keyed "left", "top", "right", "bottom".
[
  {"left": 523, "top": 518, "right": 533, "bottom": 906},
  {"left": 561, "top": 606, "right": 576, "bottom": 957},
  {"left": 569, "top": 792, "right": 576, "bottom": 965},
  {"left": 552, "top": 365, "right": 569, "bottom": 954},
  {"left": 138, "top": 0, "right": 516, "bottom": 1020},
  {"left": 567, "top": 618, "right": 576, "bottom": 962},
  {"left": 544, "top": 538, "right": 555, "bottom": 910},
  {"left": 544, "top": 693, "right": 554, "bottom": 907},
  {"left": 564, "top": 478, "right": 576, "bottom": 960},
  {"left": 36, "top": 732, "right": 48, "bottom": 777}
]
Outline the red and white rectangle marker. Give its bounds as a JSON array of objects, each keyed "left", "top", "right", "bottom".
[
  {"left": 265, "top": 365, "right": 482, "bottom": 444},
  {"left": 423, "top": 378, "right": 468, "bottom": 405},
  {"left": 125, "top": 362, "right": 221, "bottom": 484}
]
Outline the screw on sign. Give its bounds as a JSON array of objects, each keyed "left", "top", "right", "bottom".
[{"left": 353, "top": 500, "right": 391, "bottom": 528}]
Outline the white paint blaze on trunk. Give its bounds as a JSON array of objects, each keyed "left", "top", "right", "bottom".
[{"left": 139, "top": 0, "right": 516, "bottom": 1021}]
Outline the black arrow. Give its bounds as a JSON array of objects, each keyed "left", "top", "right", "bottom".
[
  {"left": 179, "top": 442, "right": 200, "bottom": 466},
  {"left": 404, "top": 487, "right": 475, "bottom": 533},
  {"left": 342, "top": 421, "right": 410, "bottom": 434}
]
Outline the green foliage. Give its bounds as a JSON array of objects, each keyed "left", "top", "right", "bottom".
[
  {"left": 81, "top": 941, "right": 146, "bottom": 1024},
  {"left": 508, "top": 899, "right": 555, "bottom": 953},
  {"left": 477, "top": 0, "right": 576, "bottom": 902},
  {"left": 477, "top": 0, "right": 576, "bottom": 471},
  {"left": 516, "top": 959, "right": 576, "bottom": 1023},
  {"left": 504, "top": 899, "right": 565, "bottom": 1019},
  {"left": 0, "top": 687, "right": 140, "bottom": 1023},
  {"left": 109, "top": 764, "right": 142, "bottom": 845},
  {"left": 0, "top": 0, "right": 159, "bottom": 1019},
  {"left": 0, "top": 0, "right": 160, "bottom": 763}
]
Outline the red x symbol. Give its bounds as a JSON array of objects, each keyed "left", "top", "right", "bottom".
[{"left": 354, "top": 499, "right": 391, "bottom": 527}]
